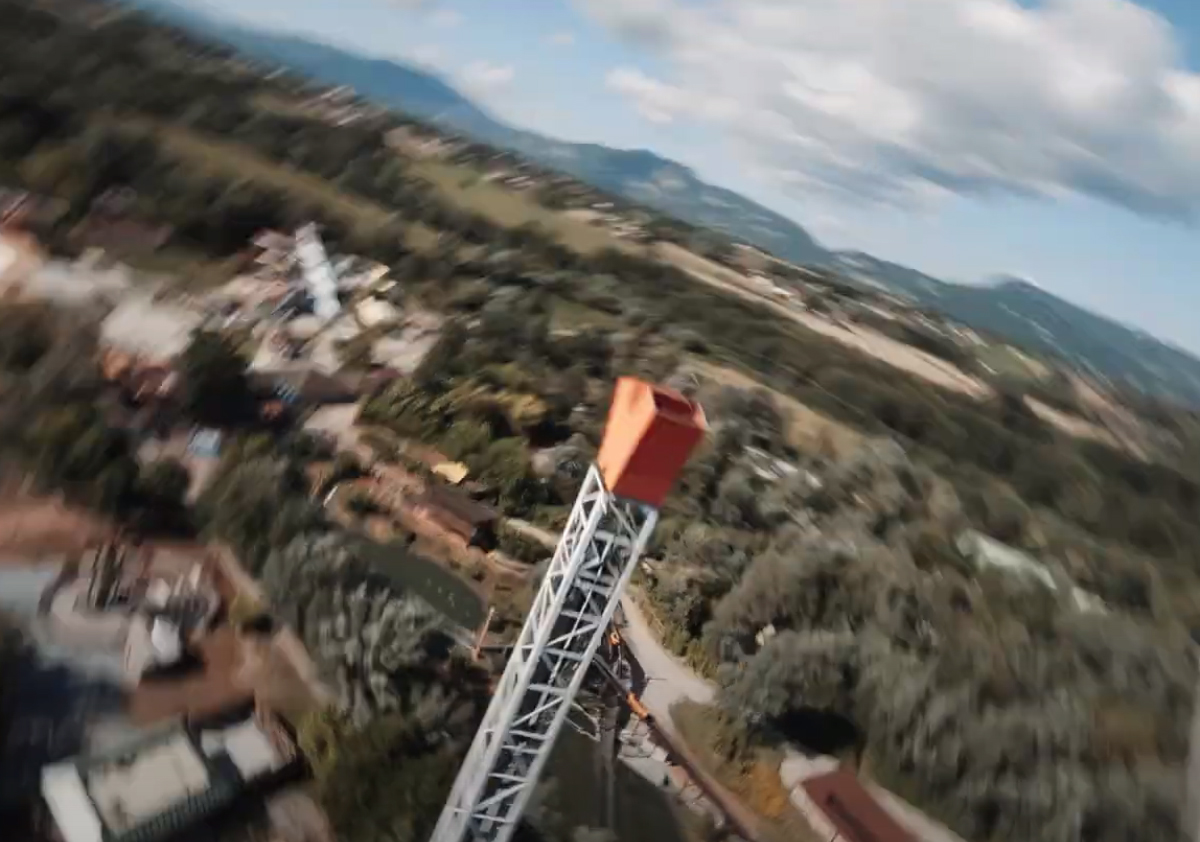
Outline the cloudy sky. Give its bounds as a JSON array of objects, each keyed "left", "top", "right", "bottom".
[{"left": 178, "top": 0, "right": 1199, "bottom": 351}]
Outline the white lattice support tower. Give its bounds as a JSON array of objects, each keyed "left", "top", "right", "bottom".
[
  {"left": 432, "top": 378, "right": 707, "bottom": 842},
  {"left": 432, "top": 465, "right": 654, "bottom": 842}
]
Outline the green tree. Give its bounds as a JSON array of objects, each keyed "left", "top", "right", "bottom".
[
  {"left": 0, "top": 303, "right": 56, "bottom": 372},
  {"left": 134, "top": 458, "right": 192, "bottom": 533},
  {"left": 178, "top": 330, "right": 254, "bottom": 427},
  {"left": 441, "top": 418, "right": 493, "bottom": 461},
  {"left": 299, "top": 703, "right": 468, "bottom": 842},
  {"left": 140, "top": 458, "right": 190, "bottom": 508},
  {"left": 412, "top": 321, "right": 468, "bottom": 389},
  {"left": 198, "top": 450, "right": 323, "bottom": 572}
]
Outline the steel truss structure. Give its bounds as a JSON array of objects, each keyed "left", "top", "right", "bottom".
[{"left": 431, "top": 464, "right": 657, "bottom": 842}]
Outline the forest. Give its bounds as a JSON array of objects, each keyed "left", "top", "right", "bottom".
[
  {"left": 0, "top": 298, "right": 585, "bottom": 841},
  {"left": 2, "top": 3, "right": 1200, "bottom": 841}
]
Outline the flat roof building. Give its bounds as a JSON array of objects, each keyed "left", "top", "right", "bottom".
[{"left": 41, "top": 703, "right": 297, "bottom": 842}]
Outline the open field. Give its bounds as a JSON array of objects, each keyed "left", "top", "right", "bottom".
[
  {"left": 352, "top": 535, "right": 486, "bottom": 629},
  {"left": 113, "top": 118, "right": 439, "bottom": 251},
  {"left": 410, "top": 159, "right": 639, "bottom": 255},
  {"left": 549, "top": 296, "right": 623, "bottom": 331},
  {"left": 1068, "top": 373, "right": 1152, "bottom": 458},
  {"left": 682, "top": 358, "right": 864, "bottom": 457},
  {"left": 1024, "top": 397, "right": 1123, "bottom": 450},
  {"left": 793, "top": 309, "right": 990, "bottom": 398},
  {"left": 975, "top": 343, "right": 1049, "bottom": 381},
  {"left": 654, "top": 243, "right": 991, "bottom": 400},
  {"left": 654, "top": 243, "right": 766, "bottom": 293}
]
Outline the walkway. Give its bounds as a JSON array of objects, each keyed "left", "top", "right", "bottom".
[{"left": 617, "top": 595, "right": 714, "bottom": 729}]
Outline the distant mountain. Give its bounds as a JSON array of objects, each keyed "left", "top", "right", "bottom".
[
  {"left": 936, "top": 278, "right": 1200, "bottom": 405},
  {"left": 832, "top": 251, "right": 948, "bottom": 299},
  {"left": 834, "top": 254, "right": 1200, "bottom": 406},
  {"left": 127, "top": 0, "right": 1200, "bottom": 406},
  {"left": 129, "top": 0, "right": 829, "bottom": 265}
]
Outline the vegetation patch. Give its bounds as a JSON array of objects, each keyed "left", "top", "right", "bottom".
[
  {"left": 671, "top": 701, "right": 816, "bottom": 842},
  {"left": 410, "top": 159, "right": 631, "bottom": 255},
  {"left": 354, "top": 536, "right": 486, "bottom": 630}
]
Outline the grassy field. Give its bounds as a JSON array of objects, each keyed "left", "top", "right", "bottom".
[
  {"left": 549, "top": 296, "right": 622, "bottom": 332},
  {"left": 354, "top": 536, "right": 486, "bottom": 629},
  {"left": 410, "top": 159, "right": 638, "bottom": 255},
  {"left": 682, "top": 357, "right": 865, "bottom": 457},
  {"left": 975, "top": 343, "right": 1048, "bottom": 381},
  {"left": 115, "top": 118, "right": 439, "bottom": 252}
]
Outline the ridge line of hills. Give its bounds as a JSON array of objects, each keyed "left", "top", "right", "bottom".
[{"left": 132, "top": 0, "right": 1200, "bottom": 407}]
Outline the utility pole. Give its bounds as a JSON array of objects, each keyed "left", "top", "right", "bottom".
[{"left": 430, "top": 378, "right": 706, "bottom": 842}]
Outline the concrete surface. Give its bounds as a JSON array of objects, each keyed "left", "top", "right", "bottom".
[{"left": 617, "top": 595, "right": 714, "bottom": 733}]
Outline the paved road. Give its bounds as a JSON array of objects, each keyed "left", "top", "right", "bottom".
[{"left": 617, "top": 595, "right": 714, "bottom": 732}]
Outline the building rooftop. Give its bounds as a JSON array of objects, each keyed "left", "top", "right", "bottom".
[
  {"left": 801, "top": 769, "right": 916, "bottom": 842},
  {"left": 100, "top": 297, "right": 203, "bottom": 362},
  {"left": 42, "top": 705, "right": 296, "bottom": 842}
]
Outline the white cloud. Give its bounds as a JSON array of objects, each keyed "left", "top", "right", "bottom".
[
  {"left": 606, "top": 68, "right": 682, "bottom": 124},
  {"left": 547, "top": 31, "right": 577, "bottom": 47},
  {"left": 581, "top": 0, "right": 1200, "bottom": 217},
  {"left": 429, "top": 8, "right": 463, "bottom": 28},
  {"left": 408, "top": 44, "right": 445, "bottom": 67},
  {"left": 459, "top": 60, "right": 516, "bottom": 96}
]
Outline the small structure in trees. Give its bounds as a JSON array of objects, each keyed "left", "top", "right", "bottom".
[{"left": 413, "top": 484, "right": 499, "bottom": 550}]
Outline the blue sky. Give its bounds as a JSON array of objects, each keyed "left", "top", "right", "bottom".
[{"left": 180, "top": 0, "right": 1200, "bottom": 352}]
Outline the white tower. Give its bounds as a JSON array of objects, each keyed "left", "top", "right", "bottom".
[
  {"left": 431, "top": 378, "right": 707, "bottom": 842},
  {"left": 294, "top": 223, "right": 342, "bottom": 322}
]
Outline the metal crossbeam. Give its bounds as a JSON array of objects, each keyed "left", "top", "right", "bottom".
[{"left": 430, "top": 465, "right": 656, "bottom": 842}]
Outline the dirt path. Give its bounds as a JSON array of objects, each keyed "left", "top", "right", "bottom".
[{"left": 506, "top": 519, "right": 718, "bottom": 723}]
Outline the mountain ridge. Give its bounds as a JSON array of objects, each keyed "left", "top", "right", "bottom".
[
  {"left": 126, "top": 0, "right": 832, "bottom": 266},
  {"left": 125, "top": 0, "right": 1200, "bottom": 407}
]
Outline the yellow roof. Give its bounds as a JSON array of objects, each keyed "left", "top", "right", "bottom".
[{"left": 432, "top": 462, "right": 469, "bottom": 485}]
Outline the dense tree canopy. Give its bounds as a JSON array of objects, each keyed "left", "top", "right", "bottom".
[{"left": 178, "top": 330, "right": 255, "bottom": 427}]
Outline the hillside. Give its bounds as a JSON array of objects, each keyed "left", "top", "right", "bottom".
[
  {"left": 129, "top": 0, "right": 830, "bottom": 266},
  {"left": 834, "top": 252, "right": 1200, "bottom": 405},
  {"left": 133, "top": 0, "right": 1200, "bottom": 406},
  {"left": 935, "top": 278, "right": 1200, "bottom": 403}
]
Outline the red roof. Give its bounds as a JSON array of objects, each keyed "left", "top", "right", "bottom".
[{"left": 801, "top": 770, "right": 916, "bottom": 842}]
